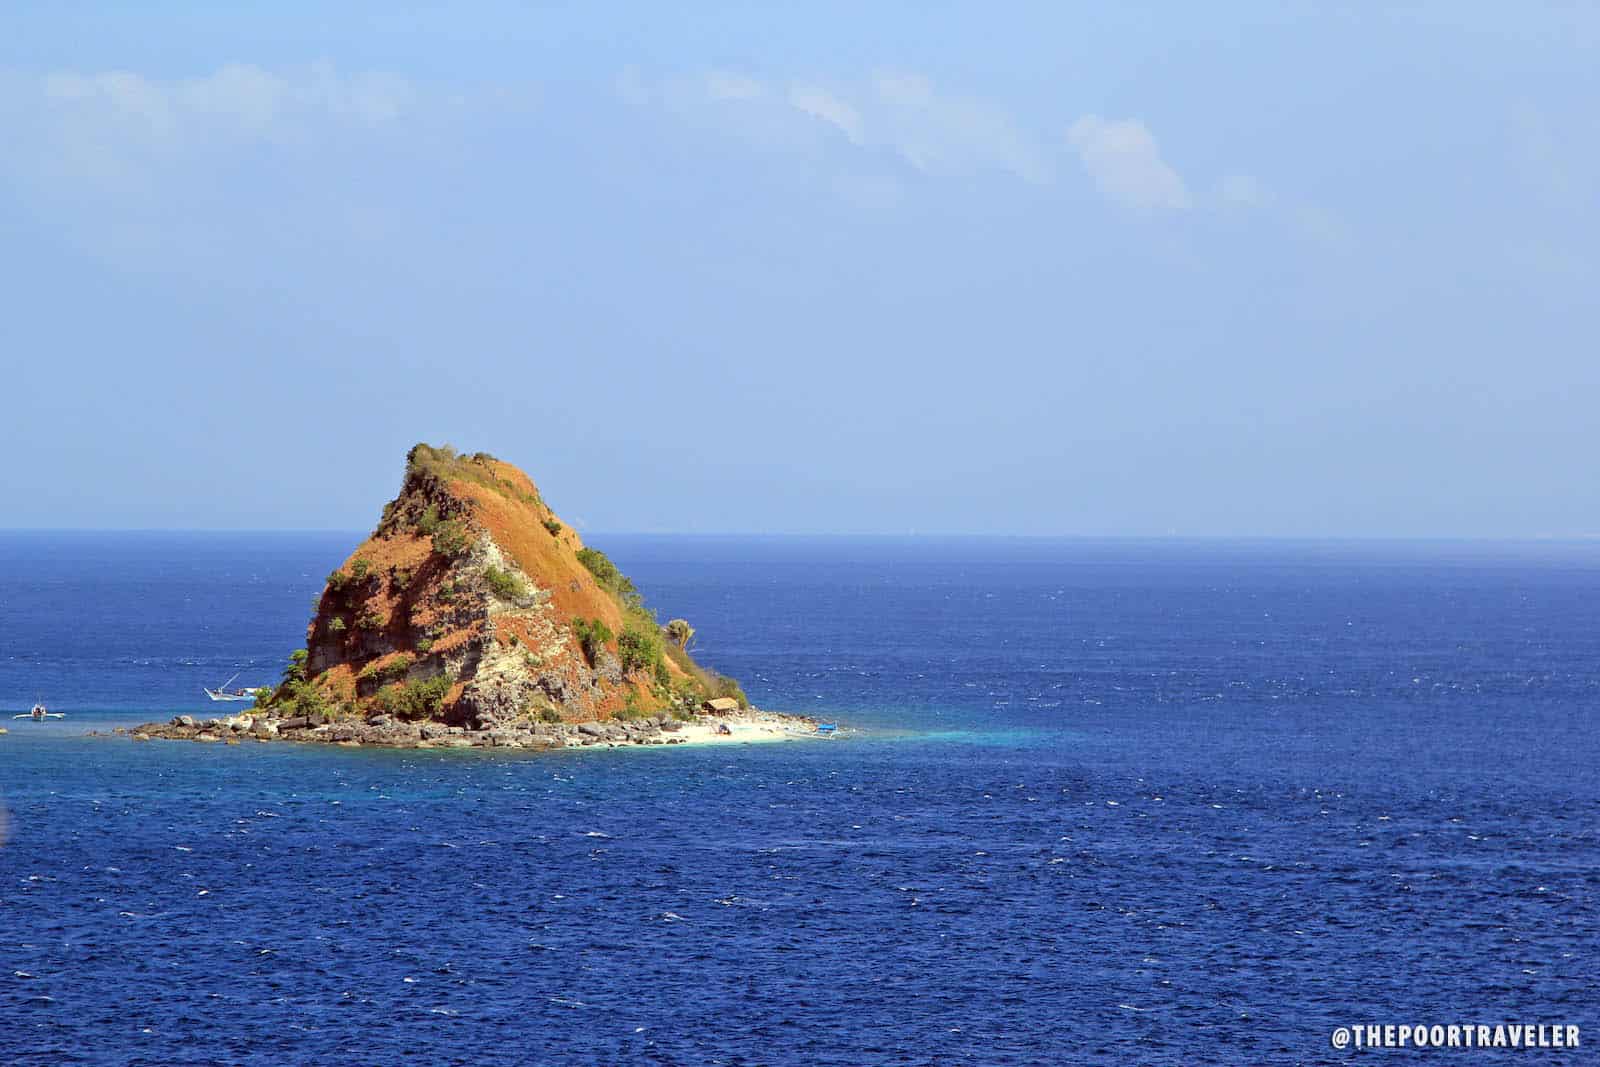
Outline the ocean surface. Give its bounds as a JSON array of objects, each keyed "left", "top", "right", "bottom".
[{"left": 2, "top": 532, "right": 1596, "bottom": 1065}]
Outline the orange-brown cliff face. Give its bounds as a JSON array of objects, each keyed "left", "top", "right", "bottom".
[{"left": 269, "top": 444, "right": 744, "bottom": 728}]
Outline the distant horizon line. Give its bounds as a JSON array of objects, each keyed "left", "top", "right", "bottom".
[{"left": 5, "top": 528, "right": 1600, "bottom": 543}]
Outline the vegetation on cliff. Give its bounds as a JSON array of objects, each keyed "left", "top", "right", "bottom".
[{"left": 259, "top": 444, "right": 746, "bottom": 727}]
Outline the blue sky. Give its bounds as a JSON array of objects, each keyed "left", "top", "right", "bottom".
[{"left": 2, "top": 3, "right": 1596, "bottom": 534}]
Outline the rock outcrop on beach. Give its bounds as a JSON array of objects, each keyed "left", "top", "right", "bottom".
[{"left": 256, "top": 444, "right": 749, "bottom": 730}]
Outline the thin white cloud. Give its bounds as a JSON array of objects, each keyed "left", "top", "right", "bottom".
[
  {"left": 789, "top": 84, "right": 864, "bottom": 144},
  {"left": 43, "top": 70, "right": 181, "bottom": 136},
  {"left": 869, "top": 70, "right": 1051, "bottom": 183},
  {"left": 1209, "top": 171, "right": 1355, "bottom": 252},
  {"left": 0, "top": 63, "right": 466, "bottom": 272},
  {"left": 642, "top": 68, "right": 1052, "bottom": 186},
  {"left": 33, "top": 63, "right": 414, "bottom": 144},
  {"left": 704, "top": 70, "right": 765, "bottom": 102},
  {"left": 1067, "top": 115, "right": 1189, "bottom": 211},
  {"left": 4, "top": 62, "right": 426, "bottom": 194}
]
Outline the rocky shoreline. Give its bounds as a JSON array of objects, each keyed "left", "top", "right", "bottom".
[{"left": 109, "top": 707, "right": 825, "bottom": 751}]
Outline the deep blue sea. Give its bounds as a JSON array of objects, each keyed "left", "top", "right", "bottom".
[{"left": 2, "top": 533, "right": 1597, "bottom": 1065}]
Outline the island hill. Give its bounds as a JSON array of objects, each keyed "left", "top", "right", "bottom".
[{"left": 132, "top": 444, "right": 817, "bottom": 750}]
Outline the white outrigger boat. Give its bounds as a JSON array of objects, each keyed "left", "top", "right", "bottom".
[
  {"left": 13, "top": 702, "right": 64, "bottom": 721},
  {"left": 204, "top": 673, "right": 259, "bottom": 703}
]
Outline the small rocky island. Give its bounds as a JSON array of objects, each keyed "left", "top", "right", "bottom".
[{"left": 131, "top": 444, "right": 822, "bottom": 750}]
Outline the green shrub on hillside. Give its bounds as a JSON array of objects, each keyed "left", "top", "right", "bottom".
[
  {"left": 407, "top": 443, "right": 541, "bottom": 508},
  {"left": 267, "top": 648, "right": 338, "bottom": 719},
  {"left": 483, "top": 565, "right": 526, "bottom": 601},
  {"left": 542, "top": 518, "right": 562, "bottom": 535},
  {"left": 712, "top": 674, "right": 750, "bottom": 709},
  {"left": 668, "top": 672, "right": 700, "bottom": 704},
  {"left": 281, "top": 682, "right": 330, "bottom": 719},
  {"left": 358, "top": 653, "right": 414, "bottom": 684},
  {"left": 617, "top": 622, "right": 664, "bottom": 675},
  {"left": 431, "top": 518, "right": 472, "bottom": 558},
  {"left": 327, "top": 557, "right": 374, "bottom": 594},
  {"left": 372, "top": 672, "right": 452, "bottom": 721},
  {"left": 281, "top": 648, "right": 309, "bottom": 686},
  {"left": 576, "top": 547, "right": 639, "bottom": 606},
  {"left": 571, "top": 617, "right": 614, "bottom": 665},
  {"left": 370, "top": 683, "right": 403, "bottom": 715}
]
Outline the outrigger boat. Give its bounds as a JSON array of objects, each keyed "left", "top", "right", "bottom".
[
  {"left": 785, "top": 721, "right": 840, "bottom": 738},
  {"left": 204, "top": 673, "right": 259, "bottom": 703},
  {"left": 13, "top": 702, "right": 64, "bottom": 721}
]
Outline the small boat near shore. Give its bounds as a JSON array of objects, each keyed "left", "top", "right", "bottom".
[
  {"left": 785, "top": 722, "right": 841, "bottom": 739},
  {"left": 204, "top": 674, "right": 260, "bottom": 702},
  {"left": 13, "top": 703, "right": 64, "bottom": 721}
]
